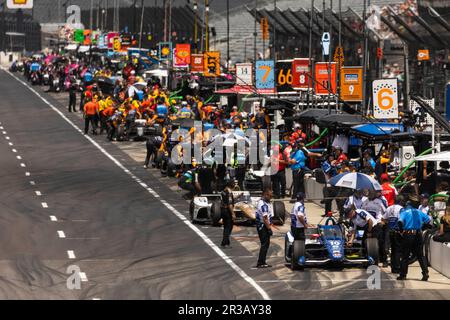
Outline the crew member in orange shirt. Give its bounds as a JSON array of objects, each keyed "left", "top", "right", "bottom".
[{"left": 84, "top": 98, "right": 99, "bottom": 135}]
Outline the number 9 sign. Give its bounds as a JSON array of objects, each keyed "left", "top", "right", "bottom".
[{"left": 373, "top": 79, "right": 398, "bottom": 119}]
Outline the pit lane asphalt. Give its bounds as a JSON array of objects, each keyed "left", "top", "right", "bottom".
[{"left": 0, "top": 68, "right": 449, "bottom": 300}]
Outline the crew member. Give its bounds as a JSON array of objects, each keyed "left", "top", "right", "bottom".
[
  {"left": 220, "top": 180, "right": 235, "bottom": 248},
  {"left": 346, "top": 206, "right": 380, "bottom": 250},
  {"left": 83, "top": 98, "right": 98, "bottom": 135},
  {"left": 291, "top": 192, "right": 308, "bottom": 241},
  {"left": 255, "top": 188, "right": 274, "bottom": 268},
  {"left": 381, "top": 173, "right": 398, "bottom": 207},
  {"left": 177, "top": 167, "right": 198, "bottom": 200},
  {"left": 397, "top": 203, "right": 431, "bottom": 281},
  {"left": 382, "top": 195, "right": 405, "bottom": 274}
]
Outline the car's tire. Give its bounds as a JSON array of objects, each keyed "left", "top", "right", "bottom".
[
  {"left": 211, "top": 201, "right": 222, "bottom": 227},
  {"left": 273, "top": 201, "right": 286, "bottom": 226},
  {"left": 423, "top": 229, "right": 435, "bottom": 264},
  {"left": 167, "top": 161, "right": 177, "bottom": 177},
  {"left": 366, "top": 238, "right": 379, "bottom": 265},
  {"left": 285, "top": 236, "right": 292, "bottom": 263},
  {"left": 291, "top": 240, "right": 305, "bottom": 270},
  {"left": 189, "top": 200, "right": 195, "bottom": 222}
]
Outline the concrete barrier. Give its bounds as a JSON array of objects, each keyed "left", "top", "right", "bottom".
[{"left": 429, "top": 239, "right": 450, "bottom": 278}]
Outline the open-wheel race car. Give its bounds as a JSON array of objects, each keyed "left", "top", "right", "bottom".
[
  {"left": 190, "top": 191, "right": 286, "bottom": 226},
  {"left": 285, "top": 215, "right": 379, "bottom": 270}
]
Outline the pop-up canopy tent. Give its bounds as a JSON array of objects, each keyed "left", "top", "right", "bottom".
[{"left": 415, "top": 151, "right": 450, "bottom": 162}]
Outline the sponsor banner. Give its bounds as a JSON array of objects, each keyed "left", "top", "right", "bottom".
[
  {"left": 7, "top": 0, "right": 33, "bottom": 9},
  {"left": 373, "top": 79, "right": 398, "bottom": 119},
  {"left": 417, "top": 49, "right": 430, "bottom": 61},
  {"left": 83, "top": 30, "right": 92, "bottom": 45},
  {"left": 204, "top": 51, "right": 221, "bottom": 77},
  {"left": 292, "top": 58, "right": 311, "bottom": 90},
  {"left": 173, "top": 44, "right": 191, "bottom": 68},
  {"left": 190, "top": 54, "right": 204, "bottom": 73},
  {"left": 314, "top": 62, "right": 337, "bottom": 95},
  {"left": 255, "top": 60, "right": 275, "bottom": 92},
  {"left": 236, "top": 63, "right": 253, "bottom": 86},
  {"left": 340, "top": 66, "right": 363, "bottom": 101},
  {"left": 107, "top": 32, "right": 119, "bottom": 49},
  {"left": 158, "top": 42, "right": 172, "bottom": 61},
  {"left": 74, "top": 29, "right": 85, "bottom": 44}
]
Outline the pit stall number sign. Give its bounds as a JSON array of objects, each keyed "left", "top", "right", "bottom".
[
  {"left": 292, "top": 58, "right": 311, "bottom": 90},
  {"left": 373, "top": 79, "right": 398, "bottom": 119},
  {"left": 314, "top": 62, "right": 337, "bottom": 95},
  {"left": 340, "top": 66, "right": 363, "bottom": 101},
  {"left": 275, "top": 60, "right": 295, "bottom": 93},
  {"left": 255, "top": 60, "right": 275, "bottom": 94},
  {"left": 204, "top": 51, "right": 221, "bottom": 77},
  {"left": 236, "top": 63, "right": 253, "bottom": 86}
]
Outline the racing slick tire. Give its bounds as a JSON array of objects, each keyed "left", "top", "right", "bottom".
[
  {"left": 189, "top": 200, "right": 195, "bottom": 222},
  {"left": 273, "top": 201, "right": 286, "bottom": 226},
  {"left": 285, "top": 236, "right": 292, "bottom": 263},
  {"left": 366, "top": 238, "right": 379, "bottom": 265},
  {"left": 211, "top": 201, "right": 222, "bottom": 227},
  {"left": 167, "top": 161, "right": 177, "bottom": 178},
  {"left": 291, "top": 240, "right": 305, "bottom": 270}
]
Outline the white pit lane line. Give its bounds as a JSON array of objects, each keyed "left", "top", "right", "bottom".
[
  {"left": 50, "top": 216, "right": 58, "bottom": 222},
  {"left": 3, "top": 68, "right": 271, "bottom": 300},
  {"left": 67, "top": 250, "right": 76, "bottom": 259}
]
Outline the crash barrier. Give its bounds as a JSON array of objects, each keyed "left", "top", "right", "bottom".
[{"left": 429, "top": 239, "right": 450, "bottom": 279}]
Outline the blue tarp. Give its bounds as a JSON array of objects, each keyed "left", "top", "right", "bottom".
[{"left": 351, "top": 123, "right": 404, "bottom": 136}]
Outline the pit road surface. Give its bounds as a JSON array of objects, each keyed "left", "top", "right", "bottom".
[{"left": 0, "top": 68, "right": 449, "bottom": 300}]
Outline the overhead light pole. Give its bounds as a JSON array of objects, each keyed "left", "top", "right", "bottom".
[
  {"left": 194, "top": 0, "right": 198, "bottom": 53},
  {"left": 139, "top": 0, "right": 145, "bottom": 49},
  {"left": 254, "top": 0, "right": 257, "bottom": 63},
  {"left": 205, "top": 0, "right": 209, "bottom": 52}
]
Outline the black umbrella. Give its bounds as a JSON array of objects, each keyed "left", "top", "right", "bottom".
[
  {"left": 285, "top": 108, "right": 340, "bottom": 123},
  {"left": 95, "top": 76, "right": 115, "bottom": 94},
  {"left": 317, "top": 113, "right": 365, "bottom": 128}
]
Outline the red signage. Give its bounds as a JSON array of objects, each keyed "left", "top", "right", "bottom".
[
  {"left": 174, "top": 44, "right": 191, "bottom": 68},
  {"left": 314, "top": 62, "right": 337, "bottom": 95},
  {"left": 107, "top": 32, "right": 119, "bottom": 49},
  {"left": 292, "top": 58, "right": 312, "bottom": 90},
  {"left": 190, "top": 54, "right": 204, "bottom": 73}
]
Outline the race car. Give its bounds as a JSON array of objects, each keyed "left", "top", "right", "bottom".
[
  {"left": 285, "top": 216, "right": 379, "bottom": 270},
  {"left": 190, "top": 191, "right": 286, "bottom": 226}
]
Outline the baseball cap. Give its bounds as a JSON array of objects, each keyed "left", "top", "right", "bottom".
[
  {"left": 380, "top": 173, "right": 390, "bottom": 182},
  {"left": 420, "top": 193, "right": 430, "bottom": 199}
]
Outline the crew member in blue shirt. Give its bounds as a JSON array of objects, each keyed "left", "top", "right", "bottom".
[
  {"left": 289, "top": 139, "right": 321, "bottom": 200},
  {"left": 397, "top": 203, "right": 432, "bottom": 281}
]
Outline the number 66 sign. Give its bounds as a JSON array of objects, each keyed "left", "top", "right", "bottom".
[{"left": 373, "top": 79, "right": 398, "bottom": 119}]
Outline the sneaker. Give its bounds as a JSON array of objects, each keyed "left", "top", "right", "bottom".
[
  {"left": 256, "top": 264, "right": 271, "bottom": 268},
  {"left": 421, "top": 274, "right": 429, "bottom": 281},
  {"left": 144, "top": 165, "right": 148, "bottom": 169}
]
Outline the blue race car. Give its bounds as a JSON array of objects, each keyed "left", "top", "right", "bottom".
[{"left": 284, "top": 216, "right": 379, "bottom": 270}]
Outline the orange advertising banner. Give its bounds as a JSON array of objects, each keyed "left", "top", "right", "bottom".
[
  {"left": 190, "top": 54, "right": 204, "bottom": 73},
  {"left": 314, "top": 62, "right": 337, "bottom": 95}
]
